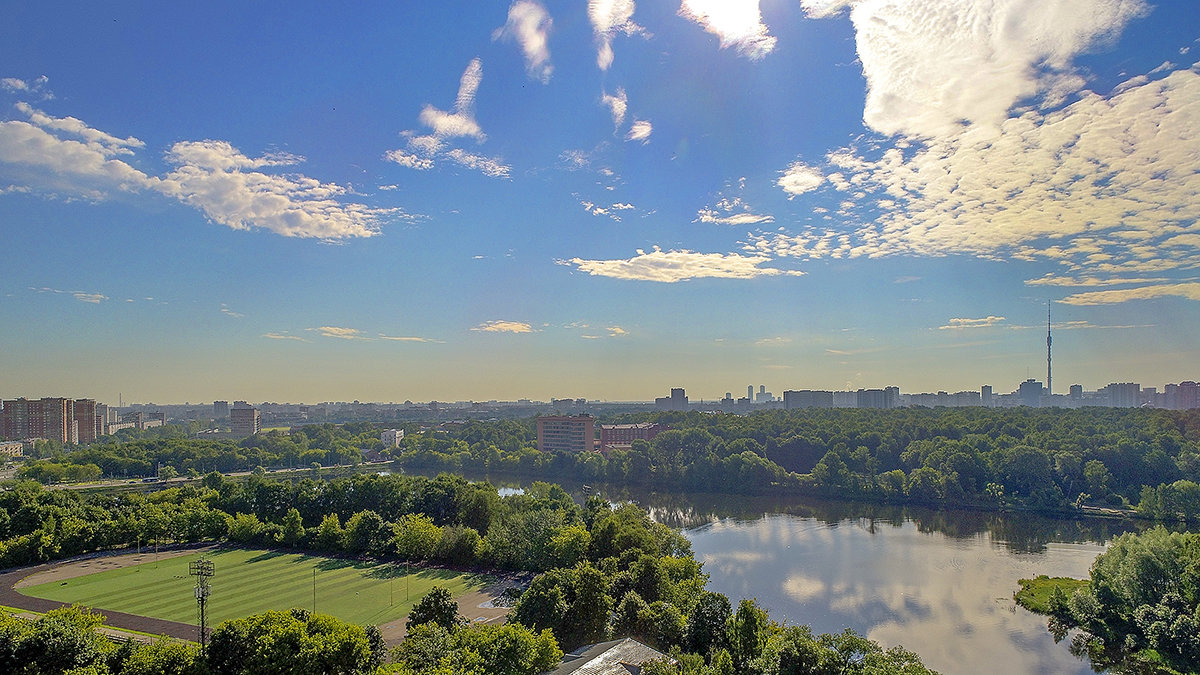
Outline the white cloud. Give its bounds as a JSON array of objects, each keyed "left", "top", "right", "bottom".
[
  {"left": 0, "top": 104, "right": 400, "bottom": 240},
  {"left": 801, "top": 0, "right": 1149, "bottom": 139},
  {"left": 560, "top": 246, "right": 804, "bottom": 282},
  {"left": 17, "top": 102, "right": 142, "bottom": 155},
  {"left": 751, "top": 68, "right": 1200, "bottom": 282},
  {"left": 755, "top": 336, "right": 792, "bottom": 346},
  {"left": 494, "top": 1, "right": 554, "bottom": 83},
  {"left": 307, "top": 326, "right": 371, "bottom": 340},
  {"left": 472, "top": 320, "right": 534, "bottom": 333},
  {"left": 161, "top": 140, "right": 396, "bottom": 239},
  {"left": 390, "top": 60, "right": 511, "bottom": 180},
  {"left": 611, "top": 202, "right": 634, "bottom": 210},
  {"left": 445, "top": 149, "right": 511, "bottom": 178},
  {"left": 1024, "top": 274, "right": 1171, "bottom": 287},
  {"left": 607, "top": 326, "right": 628, "bottom": 336},
  {"left": 220, "top": 304, "right": 244, "bottom": 318},
  {"left": 696, "top": 187, "right": 774, "bottom": 225},
  {"left": 626, "top": 119, "right": 652, "bottom": 143},
  {"left": 1, "top": 75, "right": 51, "bottom": 98},
  {"left": 588, "top": 0, "right": 643, "bottom": 70},
  {"left": 384, "top": 149, "right": 434, "bottom": 170},
  {"left": 0, "top": 106, "right": 157, "bottom": 198},
  {"left": 379, "top": 334, "right": 444, "bottom": 343},
  {"left": 679, "top": 0, "right": 777, "bottom": 61},
  {"left": 1059, "top": 282, "right": 1200, "bottom": 305},
  {"left": 31, "top": 287, "right": 108, "bottom": 304},
  {"left": 777, "top": 160, "right": 824, "bottom": 197},
  {"left": 601, "top": 88, "right": 628, "bottom": 130},
  {"left": 417, "top": 58, "right": 485, "bottom": 141},
  {"left": 263, "top": 332, "right": 308, "bottom": 342},
  {"left": 938, "top": 316, "right": 1007, "bottom": 330}
]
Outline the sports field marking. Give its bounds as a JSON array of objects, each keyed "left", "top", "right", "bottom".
[{"left": 19, "top": 548, "right": 489, "bottom": 627}]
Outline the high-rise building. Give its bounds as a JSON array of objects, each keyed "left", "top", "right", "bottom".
[
  {"left": 73, "top": 399, "right": 99, "bottom": 444},
  {"left": 213, "top": 400, "right": 230, "bottom": 418},
  {"left": 1, "top": 397, "right": 76, "bottom": 443},
  {"left": 230, "top": 401, "right": 261, "bottom": 438},
  {"left": 856, "top": 388, "right": 895, "bottom": 409},
  {"left": 981, "top": 385, "right": 993, "bottom": 407},
  {"left": 1018, "top": 379, "right": 1044, "bottom": 407},
  {"left": 1101, "top": 382, "right": 1140, "bottom": 408},
  {"left": 783, "top": 390, "right": 834, "bottom": 409},
  {"left": 1176, "top": 381, "right": 1199, "bottom": 410},
  {"left": 536, "top": 415, "right": 594, "bottom": 453},
  {"left": 381, "top": 429, "right": 405, "bottom": 447},
  {"left": 654, "top": 388, "right": 688, "bottom": 412}
]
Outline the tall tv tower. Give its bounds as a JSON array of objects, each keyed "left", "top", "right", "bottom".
[{"left": 1046, "top": 302, "right": 1052, "bottom": 396}]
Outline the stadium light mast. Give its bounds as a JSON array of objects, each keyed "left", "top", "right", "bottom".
[{"left": 190, "top": 558, "right": 215, "bottom": 656}]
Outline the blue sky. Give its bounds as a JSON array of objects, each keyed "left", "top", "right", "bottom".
[{"left": 1, "top": 0, "right": 1198, "bottom": 403}]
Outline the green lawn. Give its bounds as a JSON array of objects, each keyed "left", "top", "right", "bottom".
[
  {"left": 1014, "top": 575, "right": 1089, "bottom": 614},
  {"left": 20, "top": 549, "right": 488, "bottom": 627}
]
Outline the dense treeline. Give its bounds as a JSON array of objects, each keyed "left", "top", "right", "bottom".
[
  {"left": 19, "top": 408, "right": 1200, "bottom": 519},
  {"left": 0, "top": 471, "right": 937, "bottom": 674},
  {"left": 17, "top": 423, "right": 392, "bottom": 482},
  {"left": 398, "top": 408, "right": 1200, "bottom": 518},
  {"left": 1019, "top": 527, "right": 1200, "bottom": 674}
]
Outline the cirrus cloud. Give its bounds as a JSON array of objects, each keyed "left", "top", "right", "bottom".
[
  {"left": 1058, "top": 282, "right": 1200, "bottom": 305},
  {"left": 494, "top": 1, "right": 554, "bottom": 83}
]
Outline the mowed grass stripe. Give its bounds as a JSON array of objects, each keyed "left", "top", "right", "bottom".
[{"left": 20, "top": 549, "right": 489, "bottom": 626}]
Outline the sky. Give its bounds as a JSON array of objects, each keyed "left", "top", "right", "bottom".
[{"left": 1, "top": 0, "right": 1199, "bottom": 404}]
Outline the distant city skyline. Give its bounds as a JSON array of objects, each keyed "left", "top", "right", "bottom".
[{"left": 2, "top": 2, "right": 1198, "bottom": 402}]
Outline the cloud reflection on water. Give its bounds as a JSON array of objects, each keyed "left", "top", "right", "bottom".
[{"left": 687, "top": 513, "right": 1106, "bottom": 675}]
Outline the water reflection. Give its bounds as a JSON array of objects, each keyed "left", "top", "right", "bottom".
[
  {"left": 405, "top": 470, "right": 1170, "bottom": 673},
  {"left": 686, "top": 513, "right": 1110, "bottom": 674}
]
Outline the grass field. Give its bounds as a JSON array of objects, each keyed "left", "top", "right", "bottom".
[{"left": 20, "top": 549, "right": 489, "bottom": 627}]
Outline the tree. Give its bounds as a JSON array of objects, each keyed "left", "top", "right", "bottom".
[
  {"left": 727, "top": 599, "right": 769, "bottom": 673},
  {"left": 281, "top": 507, "right": 304, "bottom": 547},
  {"left": 314, "top": 513, "right": 344, "bottom": 551},
  {"left": 344, "top": 510, "right": 391, "bottom": 554},
  {"left": 207, "top": 610, "right": 379, "bottom": 675},
  {"left": 686, "top": 591, "right": 732, "bottom": 656},
  {"left": 393, "top": 513, "right": 443, "bottom": 561},
  {"left": 408, "top": 586, "right": 467, "bottom": 632}
]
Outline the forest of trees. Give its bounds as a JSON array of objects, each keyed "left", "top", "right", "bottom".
[
  {"left": 15, "top": 408, "right": 1200, "bottom": 520},
  {"left": 396, "top": 408, "right": 1200, "bottom": 518},
  {"left": 0, "top": 472, "right": 939, "bottom": 674}
]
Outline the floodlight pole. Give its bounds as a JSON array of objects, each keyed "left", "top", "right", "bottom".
[{"left": 189, "top": 558, "right": 215, "bottom": 656}]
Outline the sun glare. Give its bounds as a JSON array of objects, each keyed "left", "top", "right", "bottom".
[{"left": 680, "top": 0, "right": 776, "bottom": 58}]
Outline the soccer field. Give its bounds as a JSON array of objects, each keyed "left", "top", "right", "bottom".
[{"left": 19, "top": 548, "right": 489, "bottom": 627}]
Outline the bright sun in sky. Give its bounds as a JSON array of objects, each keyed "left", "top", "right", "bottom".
[{"left": 0, "top": 0, "right": 1197, "bottom": 403}]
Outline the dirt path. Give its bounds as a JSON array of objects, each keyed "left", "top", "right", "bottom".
[{"left": 374, "top": 572, "right": 528, "bottom": 645}]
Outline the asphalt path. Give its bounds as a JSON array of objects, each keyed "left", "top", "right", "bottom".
[{"left": 0, "top": 555, "right": 201, "bottom": 642}]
